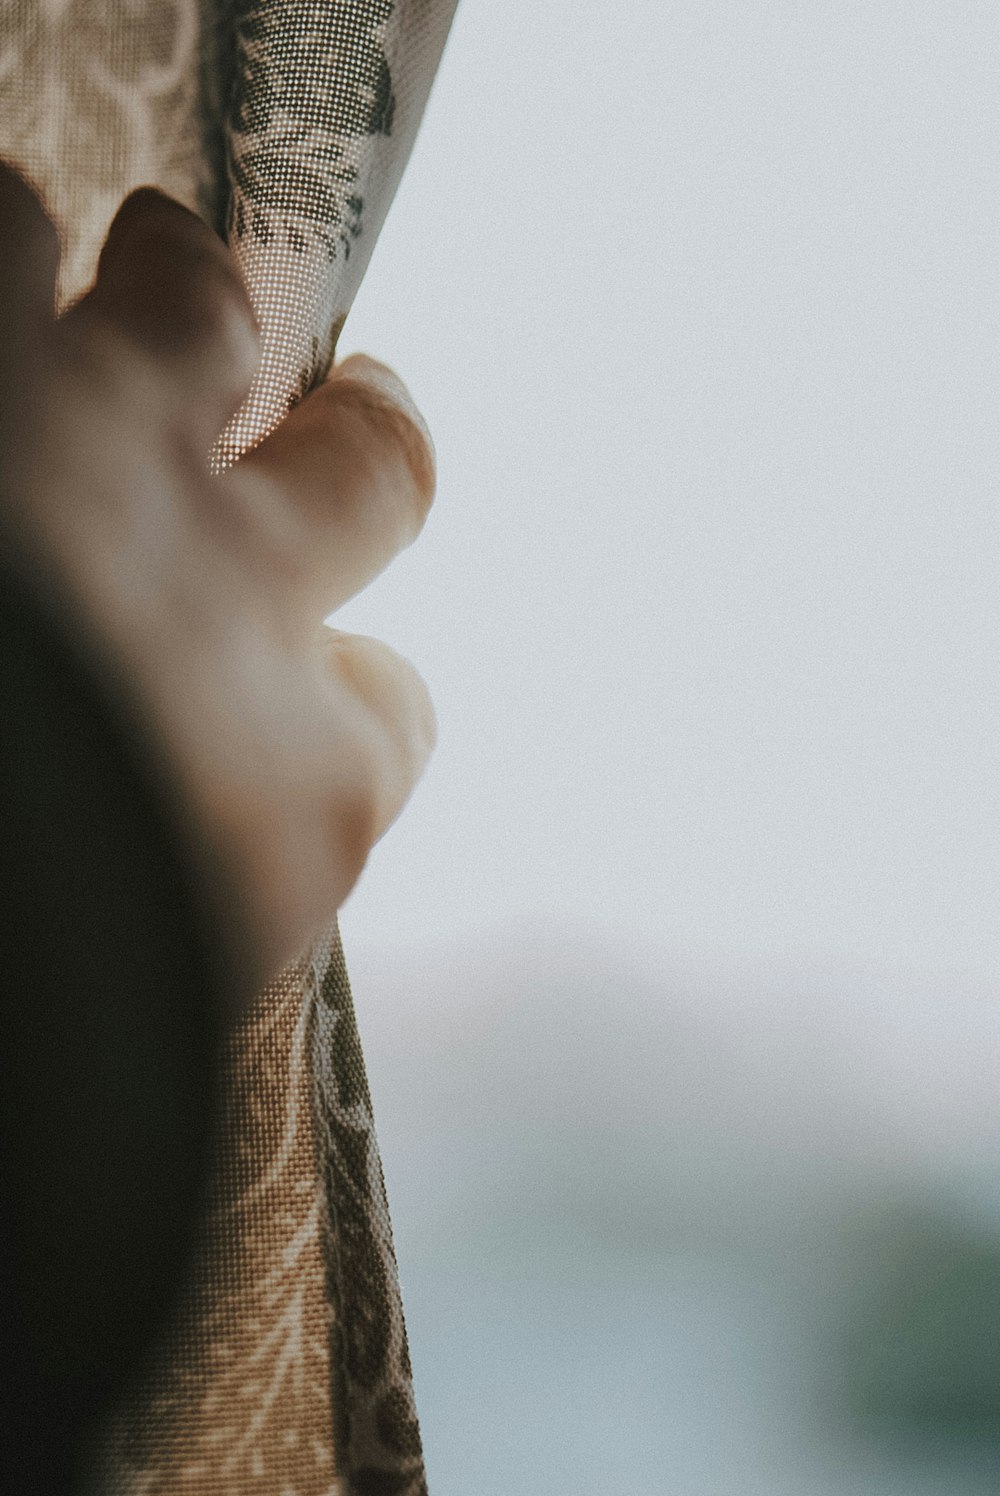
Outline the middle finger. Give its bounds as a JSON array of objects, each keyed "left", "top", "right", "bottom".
[{"left": 61, "top": 187, "right": 261, "bottom": 451}]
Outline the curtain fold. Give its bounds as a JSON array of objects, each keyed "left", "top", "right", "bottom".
[{"left": 0, "top": 4, "right": 457, "bottom": 1492}]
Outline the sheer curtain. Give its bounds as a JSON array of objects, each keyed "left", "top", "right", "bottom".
[{"left": 0, "top": 3, "right": 457, "bottom": 1492}]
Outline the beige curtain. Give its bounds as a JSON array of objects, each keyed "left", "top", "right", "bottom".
[{"left": 0, "top": 3, "right": 457, "bottom": 1491}]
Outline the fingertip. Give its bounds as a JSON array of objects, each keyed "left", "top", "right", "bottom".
[
  {"left": 329, "top": 353, "right": 437, "bottom": 510},
  {"left": 320, "top": 628, "right": 437, "bottom": 836},
  {"left": 82, "top": 184, "right": 261, "bottom": 430}
]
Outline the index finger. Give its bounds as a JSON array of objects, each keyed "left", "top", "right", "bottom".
[{"left": 231, "top": 353, "right": 437, "bottom": 623}]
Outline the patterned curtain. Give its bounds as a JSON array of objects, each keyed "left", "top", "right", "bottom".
[{"left": 0, "top": 3, "right": 458, "bottom": 1492}]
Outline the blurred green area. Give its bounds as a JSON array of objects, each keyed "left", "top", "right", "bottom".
[{"left": 828, "top": 1200, "right": 1000, "bottom": 1439}]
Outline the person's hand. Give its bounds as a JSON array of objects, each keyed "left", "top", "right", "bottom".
[{"left": 0, "top": 163, "right": 438, "bottom": 998}]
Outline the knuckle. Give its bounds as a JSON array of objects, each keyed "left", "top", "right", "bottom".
[
  {"left": 0, "top": 160, "right": 60, "bottom": 289},
  {"left": 198, "top": 275, "right": 261, "bottom": 382},
  {"left": 162, "top": 255, "right": 259, "bottom": 372},
  {"left": 0, "top": 158, "right": 54, "bottom": 233},
  {"left": 100, "top": 190, "right": 260, "bottom": 373},
  {"left": 55, "top": 307, "right": 156, "bottom": 412}
]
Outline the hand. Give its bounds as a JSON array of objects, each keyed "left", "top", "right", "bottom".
[{"left": 0, "top": 163, "right": 438, "bottom": 999}]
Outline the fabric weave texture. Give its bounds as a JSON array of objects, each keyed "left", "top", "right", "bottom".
[{"left": 0, "top": 3, "right": 457, "bottom": 1492}]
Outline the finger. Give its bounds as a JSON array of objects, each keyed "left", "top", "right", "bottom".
[
  {"left": 252, "top": 629, "right": 436, "bottom": 972},
  {"left": 0, "top": 161, "right": 59, "bottom": 375},
  {"left": 321, "top": 627, "right": 437, "bottom": 847},
  {"left": 233, "top": 353, "right": 436, "bottom": 620},
  {"left": 173, "top": 627, "right": 436, "bottom": 987},
  {"left": 62, "top": 187, "right": 260, "bottom": 448}
]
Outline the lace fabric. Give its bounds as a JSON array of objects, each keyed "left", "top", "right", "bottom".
[{"left": 0, "top": 3, "right": 457, "bottom": 1491}]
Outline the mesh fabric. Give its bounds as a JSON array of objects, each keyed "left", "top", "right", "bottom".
[{"left": 0, "top": 4, "right": 457, "bottom": 1492}]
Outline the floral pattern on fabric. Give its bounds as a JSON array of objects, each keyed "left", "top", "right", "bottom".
[{"left": 0, "top": 2, "right": 457, "bottom": 1493}]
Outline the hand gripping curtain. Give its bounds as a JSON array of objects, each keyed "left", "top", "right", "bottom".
[{"left": 0, "top": 4, "right": 458, "bottom": 1493}]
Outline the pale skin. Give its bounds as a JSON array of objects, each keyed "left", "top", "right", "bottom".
[{"left": 0, "top": 161, "right": 438, "bottom": 1003}]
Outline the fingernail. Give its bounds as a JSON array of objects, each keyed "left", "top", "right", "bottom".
[{"left": 330, "top": 353, "right": 436, "bottom": 474}]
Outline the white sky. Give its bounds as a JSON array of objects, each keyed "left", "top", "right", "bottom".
[{"left": 333, "top": 0, "right": 999, "bottom": 989}]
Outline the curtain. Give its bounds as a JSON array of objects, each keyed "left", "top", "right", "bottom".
[{"left": 0, "top": 3, "right": 458, "bottom": 1492}]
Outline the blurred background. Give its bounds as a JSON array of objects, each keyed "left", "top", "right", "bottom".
[{"left": 333, "top": 2, "right": 1000, "bottom": 1491}]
